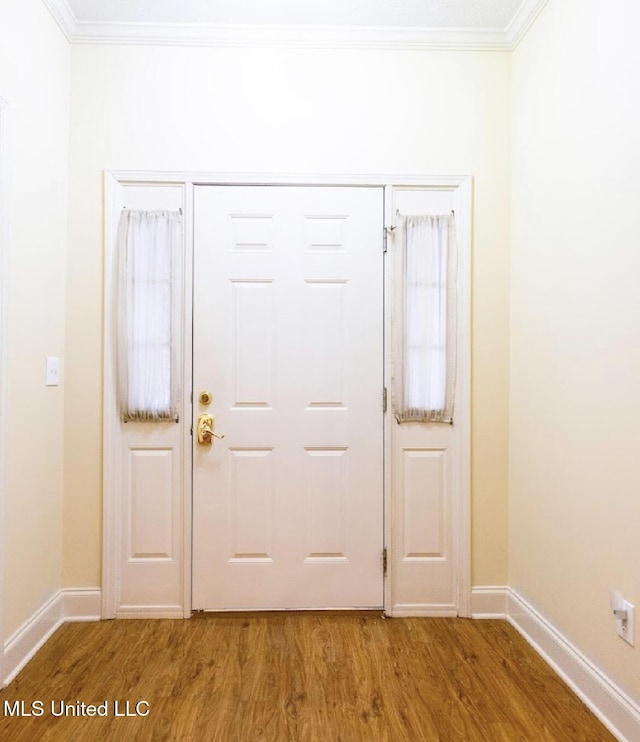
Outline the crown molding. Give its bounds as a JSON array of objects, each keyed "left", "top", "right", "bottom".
[
  {"left": 41, "top": 0, "right": 75, "bottom": 40},
  {"left": 506, "top": 0, "right": 551, "bottom": 49},
  {"left": 71, "top": 23, "right": 509, "bottom": 51},
  {"left": 41, "top": 0, "right": 549, "bottom": 51}
]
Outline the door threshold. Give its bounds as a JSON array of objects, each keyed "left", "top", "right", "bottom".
[{"left": 191, "top": 608, "right": 385, "bottom": 618}]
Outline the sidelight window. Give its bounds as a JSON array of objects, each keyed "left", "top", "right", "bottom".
[
  {"left": 116, "top": 209, "right": 182, "bottom": 421},
  {"left": 392, "top": 212, "right": 457, "bottom": 423}
]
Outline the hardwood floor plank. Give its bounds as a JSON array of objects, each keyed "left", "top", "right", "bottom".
[{"left": 0, "top": 615, "right": 615, "bottom": 741}]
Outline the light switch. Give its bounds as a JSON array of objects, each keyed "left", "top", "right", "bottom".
[{"left": 46, "top": 356, "right": 60, "bottom": 386}]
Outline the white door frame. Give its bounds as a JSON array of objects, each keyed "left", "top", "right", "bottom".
[
  {"left": 102, "top": 171, "right": 471, "bottom": 618},
  {"left": 0, "top": 96, "right": 9, "bottom": 684}
]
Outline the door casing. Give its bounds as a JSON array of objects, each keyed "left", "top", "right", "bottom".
[{"left": 102, "top": 171, "right": 471, "bottom": 619}]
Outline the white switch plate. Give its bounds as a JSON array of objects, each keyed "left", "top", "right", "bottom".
[{"left": 46, "top": 356, "right": 60, "bottom": 386}]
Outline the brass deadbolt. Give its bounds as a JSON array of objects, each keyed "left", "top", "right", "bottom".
[{"left": 199, "top": 390, "right": 213, "bottom": 405}]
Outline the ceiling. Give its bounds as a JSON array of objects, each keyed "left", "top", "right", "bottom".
[{"left": 42, "top": 0, "right": 550, "bottom": 49}]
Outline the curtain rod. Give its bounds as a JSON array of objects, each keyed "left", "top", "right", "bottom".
[
  {"left": 395, "top": 209, "right": 455, "bottom": 216},
  {"left": 387, "top": 210, "right": 454, "bottom": 232},
  {"left": 122, "top": 207, "right": 183, "bottom": 214}
]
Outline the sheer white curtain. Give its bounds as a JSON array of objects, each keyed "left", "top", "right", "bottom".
[
  {"left": 117, "top": 209, "right": 182, "bottom": 422},
  {"left": 392, "top": 212, "right": 457, "bottom": 423}
]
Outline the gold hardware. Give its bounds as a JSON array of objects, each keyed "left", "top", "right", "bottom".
[
  {"left": 196, "top": 414, "right": 225, "bottom": 445},
  {"left": 199, "top": 390, "right": 213, "bottom": 405}
]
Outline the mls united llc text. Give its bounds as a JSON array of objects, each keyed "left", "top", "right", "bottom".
[{"left": 4, "top": 700, "right": 150, "bottom": 717}]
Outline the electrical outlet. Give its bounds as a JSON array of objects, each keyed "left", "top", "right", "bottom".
[{"left": 615, "top": 600, "right": 635, "bottom": 646}]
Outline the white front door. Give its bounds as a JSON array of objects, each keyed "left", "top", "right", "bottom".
[{"left": 192, "top": 185, "right": 384, "bottom": 610}]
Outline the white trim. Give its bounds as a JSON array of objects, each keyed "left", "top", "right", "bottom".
[
  {"left": 470, "top": 586, "right": 509, "bottom": 618},
  {"left": 382, "top": 186, "right": 394, "bottom": 617},
  {"left": 508, "top": 589, "right": 640, "bottom": 742},
  {"left": 0, "top": 96, "right": 9, "bottom": 690},
  {"left": 505, "top": 0, "right": 551, "bottom": 49},
  {"left": 109, "top": 170, "right": 471, "bottom": 189},
  {"left": 40, "top": 0, "right": 75, "bottom": 40},
  {"left": 3, "top": 589, "right": 101, "bottom": 687},
  {"left": 3, "top": 593, "right": 63, "bottom": 687},
  {"left": 69, "top": 23, "right": 508, "bottom": 51},
  {"left": 453, "top": 175, "right": 472, "bottom": 618},
  {"left": 181, "top": 183, "right": 195, "bottom": 620},
  {"left": 103, "top": 171, "right": 472, "bottom": 620},
  {"left": 101, "top": 172, "right": 122, "bottom": 619},
  {"left": 62, "top": 588, "right": 102, "bottom": 622},
  {"left": 41, "top": 0, "right": 548, "bottom": 51}
]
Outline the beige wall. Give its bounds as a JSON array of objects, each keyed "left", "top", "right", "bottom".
[
  {"left": 64, "top": 44, "right": 511, "bottom": 589},
  {"left": 511, "top": 0, "right": 640, "bottom": 701},
  {"left": 0, "top": 0, "right": 69, "bottom": 637}
]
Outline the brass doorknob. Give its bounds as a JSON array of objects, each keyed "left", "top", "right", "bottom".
[{"left": 197, "top": 414, "right": 225, "bottom": 445}]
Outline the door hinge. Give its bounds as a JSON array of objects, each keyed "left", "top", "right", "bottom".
[
  {"left": 383, "top": 387, "right": 387, "bottom": 413},
  {"left": 383, "top": 547, "right": 388, "bottom": 575},
  {"left": 383, "top": 225, "right": 395, "bottom": 253}
]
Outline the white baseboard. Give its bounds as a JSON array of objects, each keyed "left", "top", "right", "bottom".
[
  {"left": 62, "top": 588, "right": 102, "bottom": 621},
  {"left": 3, "top": 588, "right": 101, "bottom": 687},
  {"left": 3, "top": 591, "right": 64, "bottom": 687},
  {"left": 470, "top": 585, "right": 508, "bottom": 618},
  {"left": 507, "top": 589, "right": 640, "bottom": 742}
]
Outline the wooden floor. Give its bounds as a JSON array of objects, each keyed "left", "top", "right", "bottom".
[{"left": 0, "top": 614, "right": 614, "bottom": 741}]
